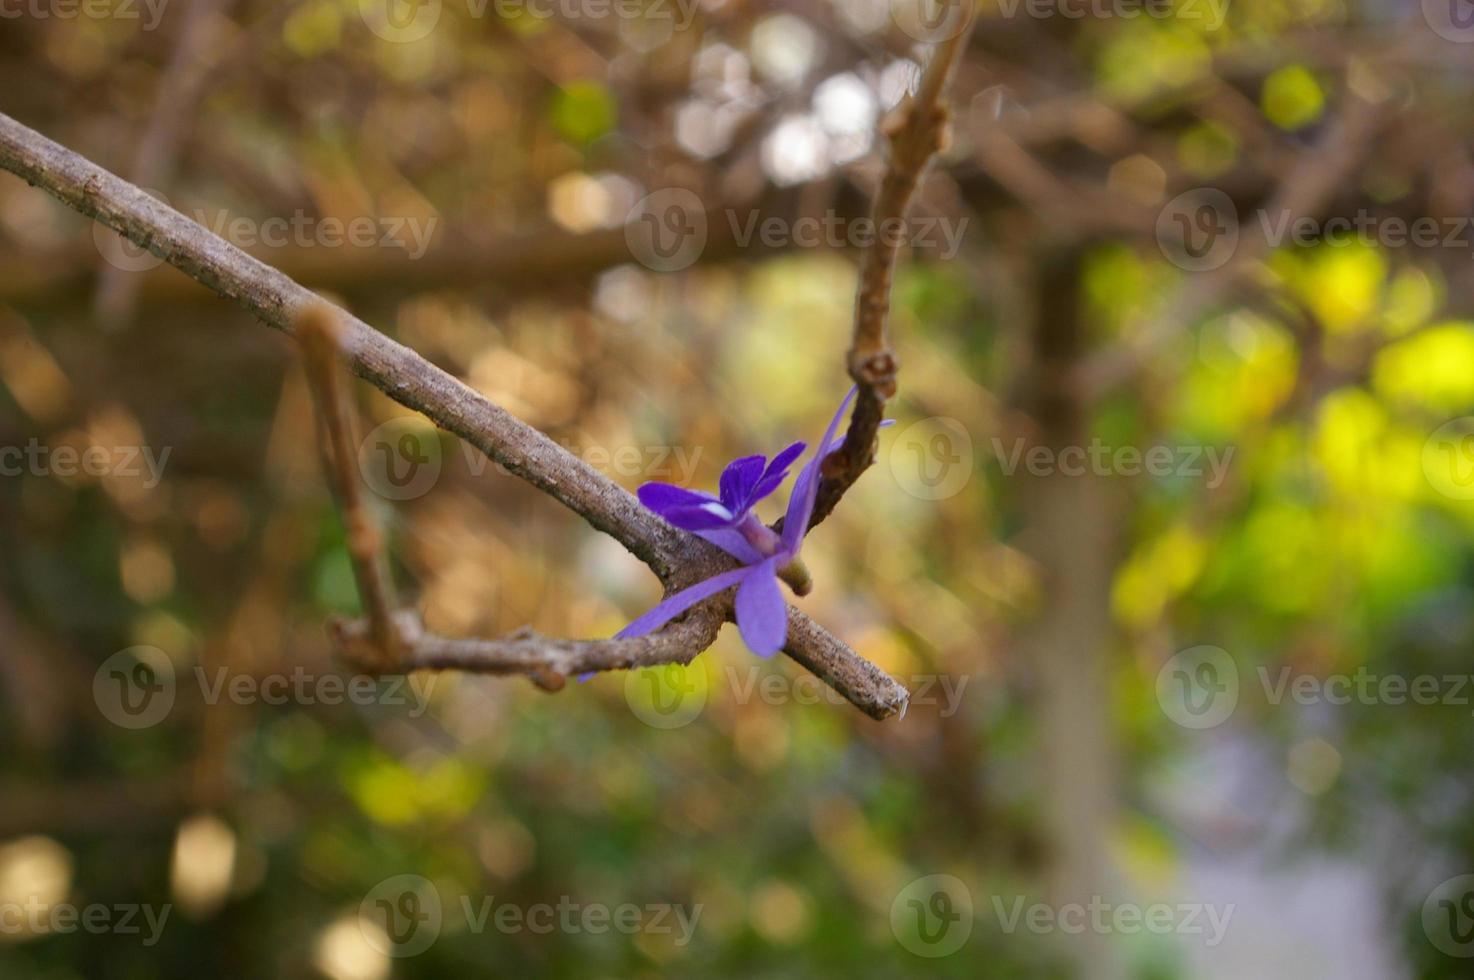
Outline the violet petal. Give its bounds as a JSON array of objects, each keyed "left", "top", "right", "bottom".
[
  {"left": 734, "top": 559, "right": 787, "bottom": 657},
  {"left": 661, "top": 502, "right": 737, "bottom": 531},
  {"left": 696, "top": 528, "right": 765, "bottom": 565},
  {"left": 719, "top": 454, "right": 766, "bottom": 512},
  {"left": 615, "top": 564, "right": 754, "bottom": 640},
  {"left": 639, "top": 482, "right": 719, "bottom": 515},
  {"left": 781, "top": 387, "right": 856, "bottom": 556},
  {"left": 748, "top": 440, "right": 806, "bottom": 503}
]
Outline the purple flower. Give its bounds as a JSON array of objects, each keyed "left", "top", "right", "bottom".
[
  {"left": 637, "top": 440, "right": 805, "bottom": 565},
  {"left": 616, "top": 387, "right": 859, "bottom": 657}
]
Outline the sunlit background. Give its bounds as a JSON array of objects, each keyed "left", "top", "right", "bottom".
[{"left": 2, "top": 0, "right": 1473, "bottom": 977}]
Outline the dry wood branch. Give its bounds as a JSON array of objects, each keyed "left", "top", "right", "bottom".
[
  {"left": 297, "top": 304, "right": 402, "bottom": 674},
  {"left": 0, "top": 110, "right": 911, "bottom": 719},
  {"left": 805, "top": 21, "right": 974, "bottom": 533},
  {"left": 333, "top": 609, "right": 724, "bottom": 693},
  {"left": 0, "top": 112, "right": 689, "bottom": 579}
]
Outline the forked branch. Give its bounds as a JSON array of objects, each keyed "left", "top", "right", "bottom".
[{"left": 0, "top": 25, "right": 972, "bottom": 721}]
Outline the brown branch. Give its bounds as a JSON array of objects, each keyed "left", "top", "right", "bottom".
[
  {"left": 0, "top": 112, "right": 689, "bottom": 579},
  {"left": 0, "top": 109, "right": 910, "bottom": 720},
  {"left": 94, "top": 0, "right": 236, "bottom": 326},
  {"left": 297, "top": 304, "right": 402, "bottom": 674},
  {"left": 332, "top": 609, "right": 722, "bottom": 689},
  {"left": 803, "top": 20, "right": 974, "bottom": 533}
]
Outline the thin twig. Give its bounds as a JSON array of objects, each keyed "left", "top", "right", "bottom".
[
  {"left": 297, "top": 303, "right": 402, "bottom": 674},
  {"left": 803, "top": 20, "right": 974, "bottom": 533}
]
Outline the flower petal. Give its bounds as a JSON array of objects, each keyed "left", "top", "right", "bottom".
[
  {"left": 734, "top": 558, "right": 787, "bottom": 657},
  {"left": 696, "top": 527, "right": 764, "bottom": 565},
  {"left": 638, "top": 482, "right": 719, "bottom": 515},
  {"left": 719, "top": 455, "right": 765, "bottom": 512},
  {"left": 615, "top": 565, "right": 754, "bottom": 640},
  {"left": 748, "top": 440, "right": 806, "bottom": 504},
  {"left": 661, "top": 502, "right": 736, "bottom": 531},
  {"left": 781, "top": 387, "right": 856, "bottom": 556}
]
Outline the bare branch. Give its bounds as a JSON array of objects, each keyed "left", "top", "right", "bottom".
[
  {"left": 297, "top": 303, "right": 402, "bottom": 674},
  {"left": 0, "top": 110, "right": 909, "bottom": 719},
  {"left": 333, "top": 610, "right": 720, "bottom": 691},
  {"left": 0, "top": 111, "right": 690, "bottom": 579},
  {"left": 807, "top": 21, "right": 974, "bottom": 533}
]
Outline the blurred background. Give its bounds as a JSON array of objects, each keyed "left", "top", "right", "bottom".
[{"left": 2, "top": 0, "right": 1473, "bottom": 977}]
